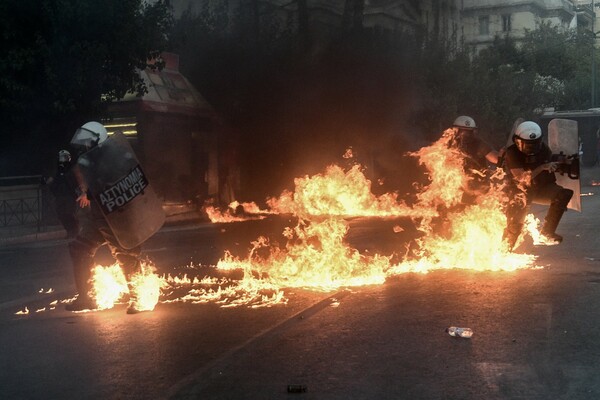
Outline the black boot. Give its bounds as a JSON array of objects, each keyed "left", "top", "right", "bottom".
[
  {"left": 541, "top": 188, "right": 573, "bottom": 245},
  {"left": 503, "top": 209, "right": 524, "bottom": 251},
  {"left": 125, "top": 267, "right": 149, "bottom": 314},
  {"left": 66, "top": 238, "right": 97, "bottom": 311},
  {"left": 503, "top": 226, "right": 521, "bottom": 251},
  {"left": 126, "top": 282, "right": 144, "bottom": 314},
  {"left": 540, "top": 231, "right": 563, "bottom": 244}
]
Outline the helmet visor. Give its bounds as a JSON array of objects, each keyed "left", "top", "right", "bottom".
[
  {"left": 457, "top": 128, "right": 477, "bottom": 137},
  {"left": 516, "top": 137, "right": 542, "bottom": 155},
  {"left": 71, "top": 127, "right": 100, "bottom": 148}
]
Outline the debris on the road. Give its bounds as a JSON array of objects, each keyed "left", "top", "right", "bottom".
[
  {"left": 330, "top": 298, "right": 340, "bottom": 307},
  {"left": 445, "top": 326, "right": 473, "bottom": 338},
  {"left": 287, "top": 384, "right": 307, "bottom": 393}
]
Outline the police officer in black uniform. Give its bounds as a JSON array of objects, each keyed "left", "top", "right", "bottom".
[
  {"left": 65, "top": 122, "right": 144, "bottom": 314},
  {"left": 502, "top": 120, "right": 573, "bottom": 250},
  {"left": 449, "top": 116, "right": 499, "bottom": 202},
  {"left": 48, "top": 150, "right": 79, "bottom": 238}
]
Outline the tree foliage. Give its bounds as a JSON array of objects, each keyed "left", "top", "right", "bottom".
[
  {"left": 168, "top": 6, "right": 598, "bottom": 198},
  {"left": 2, "top": 1, "right": 596, "bottom": 190},
  {"left": 0, "top": 0, "right": 172, "bottom": 175},
  {"left": 418, "top": 25, "right": 596, "bottom": 148}
]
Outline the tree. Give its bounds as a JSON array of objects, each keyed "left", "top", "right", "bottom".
[
  {"left": 167, "top": 5, "right": 599, "bottom": 199},
  {"left": 414, "top": 25, "right": 597, "bottom": 148},
  {"left": 515, "top": 23, "right": 597, "bottom": 111},
  {"left": 0, "top": 0, "right": 172, "bottom": 175}
]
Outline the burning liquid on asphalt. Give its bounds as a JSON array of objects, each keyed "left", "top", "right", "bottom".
[{"left": 22, "top": 130, "right": 546, "bottom": 314}]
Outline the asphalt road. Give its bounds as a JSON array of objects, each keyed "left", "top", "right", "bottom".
[{"left": 1, "top": 174, "right": 600, "bottom": 400}]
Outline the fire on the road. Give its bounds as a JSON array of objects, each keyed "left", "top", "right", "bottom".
[
  {"left": 20, "top": 133, "right": 547, "bottom": 315},
  {"left": 89, "top": 262, "right": 162, "bottom": 312},
  {"left": 217, "top": 132, "right": 538, "bottom": 283},
  {"left": 205, "top": 201, "right": 272, "bottom": 223}
]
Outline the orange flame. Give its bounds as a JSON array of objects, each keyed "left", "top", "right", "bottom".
[
  {"left": 267, "top": 164, "right": 435, "bottom": 219},
  {"left": 90, "top": 261, "right": 164, "bottom": 311},
  {"left": 393, "top": 131, "right": 538, "bottom": 272},
  {"left": 29, "top": 129, "right": 546, "bottom": 313},
  {"left": 205, "top": 201, "right": 270, "bottom": 223},
  {"left": 411, "top": 130, "right": 466, "bottom": 211},
  {"left": 218, "top": 218, "right": 390, "bottom": 290},
  {"left": 211, "top": 129, "right": 540, "bottom": 304}
]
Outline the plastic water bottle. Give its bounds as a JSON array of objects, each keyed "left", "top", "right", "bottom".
[{"left": 446, "top": 326, "right": 473, "bottom": 338}]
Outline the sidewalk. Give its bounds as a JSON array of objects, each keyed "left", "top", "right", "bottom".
[
  {"left": 2, "top": 165, "right": 600, "bottom": 247},
  {"left": 0, "top": 203, "right": 208, "bottom": 247}
]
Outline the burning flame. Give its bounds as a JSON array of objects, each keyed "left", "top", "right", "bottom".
[
  {"left": 524, "top": 213, "right": 561, "bottom": 246},
  {"left": 390, "top": 131, "right": 537, "bottom": 272},
  {"left": 27, "top": 128, "right": 547, "bottom": 314},
  {"left": 267, "top": 164, "right": 435, "bottom": 219},
  {"left": 90, "top": 261, "right": 163, "bottom": 311},
  {"left": 411, "top": 131, "right": 466, "bottom": 210},
  {"left": 218, "top": 218, "right": 390, "bottom": 291},
  {"left": 208, "top": 128, "right": 540, "bottom": 305},
  {"left": 205, "top": 201, "right": 271, "bottom": 223}
]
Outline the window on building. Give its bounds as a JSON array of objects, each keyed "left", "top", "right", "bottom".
[
  {"left": 479, "top": 15, "right": 489, "bottom": 35},
  {"left": 502, "top": 14, "right": 511, "bottom": 32}
]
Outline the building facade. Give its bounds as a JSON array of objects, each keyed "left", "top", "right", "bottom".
[
  {"left": 462, "top": 1, "right": 591, "bottom": 52},
  {"left": 168, "top": 0, "right": 594, "bottom": 52}
]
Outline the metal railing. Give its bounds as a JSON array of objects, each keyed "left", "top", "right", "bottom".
[{"left": 0, "top": 176, "right": 45, "bottom": 231}]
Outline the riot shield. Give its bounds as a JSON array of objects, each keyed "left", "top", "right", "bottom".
[
  {"left": 548, "top": 118, "right": 581, "bottom": 212},
  {"left": 77, "top": 131, "right": 165, "bottom": 249}
]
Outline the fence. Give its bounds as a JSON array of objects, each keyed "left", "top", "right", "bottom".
[{"left": 0, "top": 176, "right": 48, "bottom": 232}]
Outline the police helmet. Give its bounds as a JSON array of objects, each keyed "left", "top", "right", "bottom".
[{"left": 514, "top": 121, "right": 543, "bottom": 155}]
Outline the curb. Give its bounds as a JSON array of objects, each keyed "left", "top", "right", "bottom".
[
  {"left": 0, "top": 229, "right": 69, "bottom": 246},
  {"left": 0, "top": 211, "right": 210, "bottom": 247}
]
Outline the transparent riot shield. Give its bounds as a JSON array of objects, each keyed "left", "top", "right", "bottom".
[
  {"left": 77, "top": 131, "right": 165, "bottom": 248},
  {"left": 548, "top": 118, "right": 581, "bottom": 212}
]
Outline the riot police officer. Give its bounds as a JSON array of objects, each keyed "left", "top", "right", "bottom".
[
  {"left": 449, "top": 116, "right": 499, "bottom": 201},
  {"left": 66, "top": 122, "right": 146, "bottom": 313},
  {"left": 502, "top": 121, "right": 573, "bottom": 250},
  {"left": 48, "top": 150, "right": 79, "bottom": 237}
]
